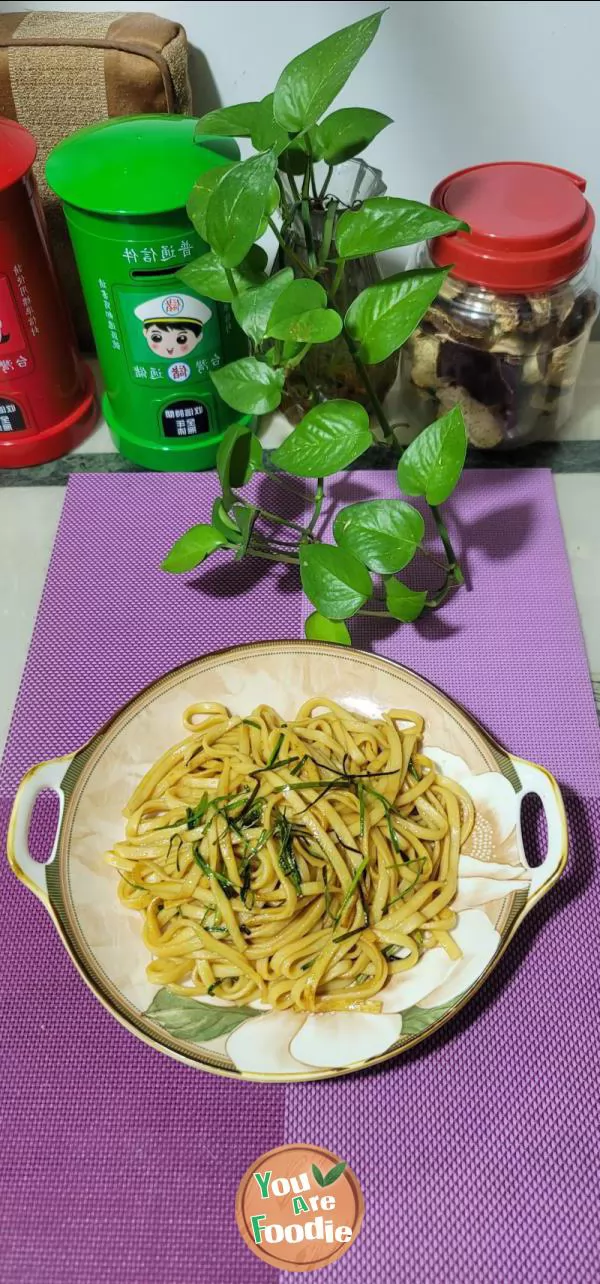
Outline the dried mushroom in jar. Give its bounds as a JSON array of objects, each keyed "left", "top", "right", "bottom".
[
  {"left": 437, "top": 385, "right": 503, "bottom": 449},
  {"left": 402, "top": 278, "right": 598, "bottom": 448}
]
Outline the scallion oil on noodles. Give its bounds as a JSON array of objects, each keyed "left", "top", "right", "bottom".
[{"left": 106, "top": 699, "right": 475, "bottom": 1013}]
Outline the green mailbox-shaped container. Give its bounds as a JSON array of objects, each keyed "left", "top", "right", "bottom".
[{"left": 47, "top": 116, "right": 246, "bottom": 470}]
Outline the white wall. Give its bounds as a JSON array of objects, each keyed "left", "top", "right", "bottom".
[{"left": 5, "top": 0, "right": 600, "bottom": 214}]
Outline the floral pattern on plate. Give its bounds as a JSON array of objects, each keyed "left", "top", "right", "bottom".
[{"left": 144, "top": 751, "right": 529, "bottom": 1075}]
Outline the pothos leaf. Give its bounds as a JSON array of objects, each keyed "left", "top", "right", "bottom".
[
  {"left": 279, "top": 142, "right": 309, "bottom": 176},
  {"left": 251, "top": 92, "right": 289, "bottom": 153},
  {"left": 186, "top": 162, "right": 234, "bottom": 242},
  {"left": 161, "top": 524, "right": 228, "bottom": 573},
  {"left": 232, "top": 268, "right": 294, "bottom": 344},
  {"left": 267, "top": 278, "right": 327, "bottom": 330},
  {"left": 271, "top": 400, "right": 371, "bottom": 478},
  {"left": 206, "top": 149, "right": 278, "bottom": 267},
  {"left": 232, "top": 504, "right": 258, "bottom": 559},
  {"left": 337, "top": 197, "right": 468, "bottom": 259},
  {"left": 144, "top": 987, "right": 261, "bottom": 1042},
  {"left": 273, "top": 11, "right": 384, "bottom": 132},
  {"left": 211, "top": 357, "right": 285, "bottom": 415},
  {"left": 276, "top": 310, "right": 342, "bottom": 344},
  {"left": 333, "top": 499, "right": 424, "bottom": 574},
  {"left": 384, "top": 578, "right": 428, "bottom": 623},
  {"left": 212, "top": 498, "right": 242, "bottom": 544},
  {"left": 216, "top": 421, "right": 262, "bottom": 497},
  {"left": 194, "top": 103, "right": 259, "bottom": 138},
  {"left": 299, "top": 543, "right": 372, "bottom": 619},
  {"left": 265, "top": 278, "right": 342, "bottom": 342},
  {"left": 179, "top": 246, "right": 267, "bottom": 303},
  {"left": 317, "top": 107, "right": 391, "bottom": 165},
  {"left": 304, "top": 612, "right": 352, "bottom": 646},
  {"left": 397, "top": 406, "right": 468, "bottom": 505},
  {"left": 345, "top": 268, "right": 448, "bottom": 364}
]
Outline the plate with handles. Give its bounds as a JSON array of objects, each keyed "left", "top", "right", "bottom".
[{"left": 7, "top": 641, "right": 567, "bottom": 1081}]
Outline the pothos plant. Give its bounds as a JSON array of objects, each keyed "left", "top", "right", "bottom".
[{"left": 162, "top": 9, "right": 470, "bottom": 645}]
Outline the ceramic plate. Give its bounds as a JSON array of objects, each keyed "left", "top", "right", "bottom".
[{"left": 8, "top": 641, "right": 567, "bottom": 1081}]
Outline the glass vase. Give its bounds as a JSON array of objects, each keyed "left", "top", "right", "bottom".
[{"left": 278, "top": 160, "right": 398, "bottom": 423}]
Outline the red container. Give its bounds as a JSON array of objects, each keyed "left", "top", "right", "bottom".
[
  {"left": 429, "top": 161, "right": 595, "bottom": 291},
  {"left": 0, "top": 118, "right": 96, "bottom": 467},
  {"left": 401, "top": 161, "right": 598, "bottom": 449}
]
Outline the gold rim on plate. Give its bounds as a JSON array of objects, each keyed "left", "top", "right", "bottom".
[{"left": 7, "top": 641, "right": 568, "bottom": 1081}]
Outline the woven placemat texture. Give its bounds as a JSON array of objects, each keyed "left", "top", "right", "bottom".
[{"left": 1, "top": 469, "right": 598, "bottom": 1283}]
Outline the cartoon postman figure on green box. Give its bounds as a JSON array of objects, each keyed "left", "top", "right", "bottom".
[{"left": 135, "top": 292, "right": 213, "bottom": 360}]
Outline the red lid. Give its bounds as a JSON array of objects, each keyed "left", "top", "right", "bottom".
[
  {"left": 0, "top": 117, "right": 37, "bottom": 194},
  {"left": 429, "top": 162, "right": 595, "bottom": 291}
]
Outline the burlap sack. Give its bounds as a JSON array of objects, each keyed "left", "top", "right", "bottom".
[{"left": 0, "top": 10, "right": 192, "bottom": 349}]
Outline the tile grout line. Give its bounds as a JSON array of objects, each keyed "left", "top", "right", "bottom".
[{"left": 3, "top": 440, "right": 600, "bottom": 485}]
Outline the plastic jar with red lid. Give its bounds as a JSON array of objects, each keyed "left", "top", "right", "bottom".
[{"left": 401, "top": 162, "right": 598, "bottom": 448}]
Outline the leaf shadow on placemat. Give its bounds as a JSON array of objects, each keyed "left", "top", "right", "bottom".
[
  {"left": 190, "top": 557, "right": 302, "bottom": 602},
  {"left": 439, "top": 470, "right": 537, "bottom": 599},
  {"left": 452, "top": 498, "right": 535, "bottom": 592},
  {"left": 187, "top": 555, "right": 274, "bottom": 599}
]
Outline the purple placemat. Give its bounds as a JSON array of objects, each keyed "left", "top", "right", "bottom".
[{"left": 1, "top": 469, "right": 599, "bottom": 1284}]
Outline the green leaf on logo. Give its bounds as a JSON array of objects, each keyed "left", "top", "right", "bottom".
[
  {"left": 206, "top": 149, "right": 278, "bottom": 267},
  {"left": 299, "top": 543, "right": 372, "bottom": 619},
  {"left": 211, "top": 357, "right": 285, "bottom": 415},
  {"left": 317, "top": 107, "right": 391, "bottom": 166},
  {"left": 311, "top": 1163, "right": 326, "bottom": 1188},
  {"left": 345, "top": 268, "right": 448, "bottom": 364},
  {"left": 337, "top": 197, "right": 468, "bottom": 259},
  {"left": 251, "top": 92, "right": 289, "bottom": 153},
  {"left": 179, "top": 245, "right": 267, "bottom": 303},
  {"left": 186, "top": 162, "right": 234, "bottom": 242},
  {"left": 385, "top": 578, "right": 428, "bottom": 623},
  {"left": 145, "top": 988, "right": 261, "bottom": 1042},
  {"left": 160, "top": 524, "right": 228, "bottom": 574},
  {"left": 195, "top": 103, "right": 259, "bottom": 138},
  {"left": 232, "top": 268, "right": 294, "bottom": 344},
  {"left": 333, "top": 499, "right": 424, "bottom": 574},
  {"left": 273, "top": 10, "right": 384, "bottom": 132},
  {"left": 399, "top": 999, "right": 456, "bottom": 1037},
  {"left": 323, "top": 1161, "right": 347, "bottom": 1186},
  {"left": 304, "top": 611, "right": 352, "bottom": 646},
  {"left": 397, "top": 406, "right": 468, "bottom": 505},
  {"left": 271, "top": 400, "right": 371, "bottom": 477},
  {"left": 216, "top": 421, "right": 263, "bottom": 506}
]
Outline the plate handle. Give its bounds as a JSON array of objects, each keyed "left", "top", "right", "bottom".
[
  {"left": 514, "top": 759, "right": 568, "bottom": 896},
  {"left": 7, "top": 754, "right": 75, "bottom": 900}
]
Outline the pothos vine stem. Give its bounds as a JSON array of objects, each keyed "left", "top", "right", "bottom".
[
  {"left": 301, "top": 163, "right": 317, "bottom": 270},
  {"left": 318, "top": 165, "right": 334, "bottom": 202},
  {"left": 224, "top": 267, "right": 239, "bottom": 297},
  {"left": 304, "top": 478, "right": 324, "bottom": 538},
  {"left": 248, "top": 545, "right": 299, "bottom": 566},
  {"left": 336, "top": 325, "right": 395, "bottom": 448},
  {"left": 268, "top": 218, "right": 314, "bottom": 279},
  {"left": 267, "top": 201, "right": 465, "bottom": 597},
  {"left": 281, "top": 157, "right": 302, "bottom": 207},
  {"left": 429, "top": 506, "right": 464, "bottom": 583}
]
